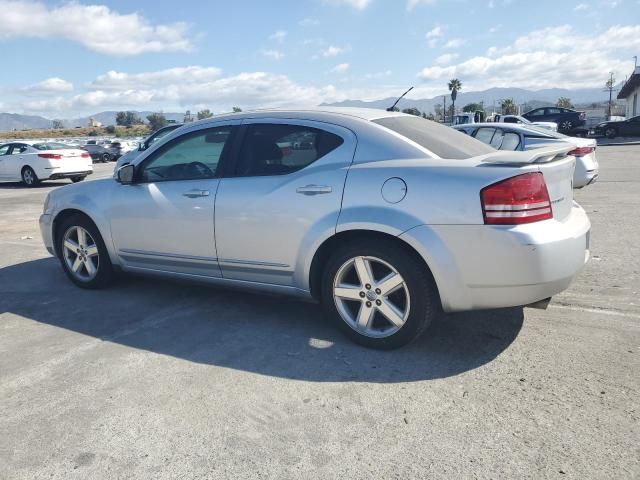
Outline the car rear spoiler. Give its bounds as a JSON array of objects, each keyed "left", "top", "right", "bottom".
[{"left": 478, "top": 145, "right": 573, "bottom": 165}]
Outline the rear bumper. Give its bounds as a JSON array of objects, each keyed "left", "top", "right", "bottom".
[
  {"left": 47, "top": 170, "right": 93, "bottom": 180},
  {"left": 400, "top": 203, "right": 591, "bottom": 312}
]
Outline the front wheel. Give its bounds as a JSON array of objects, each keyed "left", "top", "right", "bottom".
[
  {"left": 56, "top": 215, "right": 114, "bottom": 289},
  {"left": 21, "top": 166, "right": 39, "bottom": 187},
  {"left": 70, "top": 176, "right": 86, "bottom": 183},
  {"left": 321, "top": 240, "right": 440, "bottom": 349},
  {"left": 101, "top": 153, "right": 110, "bottom": 163}
]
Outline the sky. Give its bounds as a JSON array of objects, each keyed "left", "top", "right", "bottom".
[{"left": 0, "top": 0, "right": 638, "bottom": 118}]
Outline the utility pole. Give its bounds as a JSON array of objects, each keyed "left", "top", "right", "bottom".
[
  {"left": 606, "top": 72, "right": 615, "bottom": 121},
  {"left": 443, "top": 95, "right": 446, "bottom": 123}
]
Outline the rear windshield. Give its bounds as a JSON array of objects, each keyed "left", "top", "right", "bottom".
[
  {"left": 32, "top": 142, "right": 70, "bottom": 150},
  {"left": 373, "top": 116, "right": 495, "bottom": 159}
]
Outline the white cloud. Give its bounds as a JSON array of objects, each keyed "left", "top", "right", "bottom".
[
  {"left": 262, "top": 49, "right": 285, "bottom": 60},
  {"left": 406, "top": 0, "right": 436, "bottom": 10},
  {"left": 323, "top": 0, "right": 372, "bottom": 9},
  {"left": 417, "top": 25, "right": 640, "bottom": 89},
  {"left": 0, "top": 0, "right": 192, "bottom": 56},
  {"left": 269, "top": 30, "right": 287, "bottom": 43},
  {"left": 434, "top": 53, "right": 459, "bottom": 65},
  {"left": 330, "top": 63, "right": 350, "bottom": 73},
  {"left": 321, "top": 45, "right": 347, "bottom": 57},
  {"left": 574, "top": 3, "right": 589, "bottom": 10},
  {"left": 299, "top": 18, "right": 320, "bottom": 26},
  {"left": 364, "top": 70, "right": 392, "bottom": 79},
  {"left": 443, "top": 38, "right": 466, "bottom": 49},
  {"left": 90, "top": 67, "right": 223, "bottom": 90},
  {"left": 21, "top": 77, "right": 74, "bottom": 94},
  {"left": 425, "top": 26, "right": 444, "bottom": 39}
]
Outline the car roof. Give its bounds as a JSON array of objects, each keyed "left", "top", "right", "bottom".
[{"left": 453, "top": 122, "right": 553, "bottom": 133}]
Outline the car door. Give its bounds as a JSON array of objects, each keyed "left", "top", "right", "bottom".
[
  {"left": 107, "top": 123, "right": 238, "bottom": 277},
  {"left": 0, "top": 144, "right": 11, "bottom": 178},
  {"left": 621, "top": 116, "right": 640, "bottom": 136},
  {"left": 5, "top": 144, "right": 28, "bottom": 181},
  {"left": 214, "top": 119, "right": 356, "bottom": 286}
]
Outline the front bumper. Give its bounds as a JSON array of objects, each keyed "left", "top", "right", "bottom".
[
  {"left": 400, "top": 204, "right": 591, "bottom": 312},
  {"left": 39, "top": 213, "right": 55, "bottom": 256}
]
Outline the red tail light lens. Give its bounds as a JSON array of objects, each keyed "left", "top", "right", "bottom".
[
  {"left": 567, "top": 146, "right": 593, "bottom": 156},
  {"left": 38, "top": 153, "right": 62, "bottom": 160},
  {"left": 481, "top": 172, "right": 553, "bottom": 225},
  {"left": 81, "top": 152, "right": 90, "bottom": 158}
]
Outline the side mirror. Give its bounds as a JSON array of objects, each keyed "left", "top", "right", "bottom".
[{"left": 116, "top": 164, "right": 135, "bottom": 184}]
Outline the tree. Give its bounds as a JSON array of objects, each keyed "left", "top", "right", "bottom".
[
  {"left": 52, "top": 119, "right": 64, "bottom": 129},
  {"left": 501, "top": 98, "right": 518, "bottom": 115},
  {"left": 556, "top": 97, "right": 574, "bottom": 109},
  {"left": 147, "top": 112, "right": 168, "bottom": 131},
  {"left": 232, "top": 107, "right": 242, "bottom": 113},
  {"left": 105, "top": 125, "right": 116, "bottom": 134},
  {"left": 448, "top": 78, "right": 462, "bottom": 115},
  {"left": 401, "top": 107, "right": 421, "bottom": 116},
  {"left": 197, "top": 109, "right": 213, "bottom": 120},
  {"left": 462, "top": 103, "right": 483, "bottom": 113},
  {"left": 433, "top": 103, "right": 443, "bottom": 121},
  {"left": 116, "top": 111, "right": 143, "bottom": 127}
]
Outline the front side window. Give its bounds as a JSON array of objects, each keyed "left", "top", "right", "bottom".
[
  {"left": 0, "top": 145, "right": 10, "bottom": 155},
  {"left": 527, "top": 109, "right": 544, "bottom": 117},
  {"left": 235, "top": 123, "right": 344, "bottom": 177},
  {"left": 139, "top": 127, "right": 232, "bottom": 182}
]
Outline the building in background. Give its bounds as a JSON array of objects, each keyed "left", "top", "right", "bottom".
[{"left": 618, "top": 66, "right": 640, "bottom": 118}]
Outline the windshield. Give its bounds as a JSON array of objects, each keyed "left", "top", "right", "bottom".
[
  {"left": 521, "top": 125, "right": 568, "bottom": 138},
  {"left": 373, "top": 115, "right": 495, "bottom": 159},
  {"left": 32, "top": 142, "right": 71, "bottom": 150}
]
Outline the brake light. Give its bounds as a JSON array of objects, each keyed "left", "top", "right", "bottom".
[
  {"left": 567, "top": 146, "right": 593, "bottom": 156},
  {"left": 81, "top": 152, "right": 90, "bottom": 158},
  {"left": 481, "top": 172, "right": 553, "bottom": 225},
  {"left": 38, "top": 153, "right": 62, "bottom": 160}
]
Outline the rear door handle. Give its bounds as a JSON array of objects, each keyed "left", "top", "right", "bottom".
[
  {"left": 296, "top": 184, "right": 332, "bottom": 196},
  {"left": 182, "top": 189, "right": 209, "bottom": 198}
]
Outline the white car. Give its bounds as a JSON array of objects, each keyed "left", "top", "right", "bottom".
[
  {"left": 453, "top": 123, "right": 598, "bottom": 188},
  {"left": 0, "top": 141, "right": 93, "bottom": 186},
  {"left": 493, "top": 114, "right": 558, "bottom": 131}
]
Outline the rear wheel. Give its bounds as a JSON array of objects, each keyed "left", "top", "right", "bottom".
[
  {"left": 560, "top": 120, "right": 574, "bottom": 131},
  {"left": 21, "top": 166, "right": 39, "bottom": 187},
  {"left": 70, "top": 176, "right": 86, "bottom": 183},
  {"left": 101, "top": 153, "right": 110, "bottom": 163},
  {"left": 56, "top": 215, "right": 114, "bottom": 289},
  {"left": 321, "top": 240, "right": 439, "bottom": 349},
  {"left": 605, "top": 127, "right": 617, "bottom": 139}
]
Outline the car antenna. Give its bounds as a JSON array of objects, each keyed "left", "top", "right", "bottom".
[{"left": 386, "top": 86, "right": 414, "bottom": 112}]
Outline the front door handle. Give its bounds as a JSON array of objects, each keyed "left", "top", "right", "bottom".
[
  {"left": 296, "top": 184, "right": 332, "bottom": 196},
  {"left": 182, "top": 189, "right": 209, "bottom": 198}
]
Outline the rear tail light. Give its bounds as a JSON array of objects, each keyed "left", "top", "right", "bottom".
[
  {"left": 567, "top": 146, "right": 593, "bottom": 156},
  {"left": 481, "top": 172, "right": 553, "bottom": 225},
  {"left": 38, "top": 153, "right": 62, "bottom": 160},
  {"left": 81, "top": 152, "right": 90, "bottom": 158}
]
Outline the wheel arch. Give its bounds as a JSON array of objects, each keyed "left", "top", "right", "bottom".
[
  {"left": 308, "top": 229, "right": 442, "bottom": 309},
  {"left": 52, "top": 209, "right": 104, "bottom": 258}
]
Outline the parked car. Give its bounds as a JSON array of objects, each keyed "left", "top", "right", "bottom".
[
  {"left": 82, "top": 144, "right": 114, "bottom": 163},
  {"left": 0, "top": 141, "right": 92, "bottom": 186},
  {"left": 493, "top": 114, "right": 558, "bottom": 131},
  {"left": 453, "top": 123, "right": 598, "bottom": 188},
  {"left": 451, "top": 111, "right": 486, "bottom": 125},
  {"left": 590, "top": 115, "right": 640, "bottom": 139},
  {"left": 115, "top": 124, "right": 184, "bottom": 171},
  {"left": 522, "top": 107, "right": 585, "bottom": 132},
  {"left": 40, "top": 109, "right": 590, "bottom": 349}
]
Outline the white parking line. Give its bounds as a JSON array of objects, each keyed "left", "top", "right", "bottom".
[{"left": 549, "top": 303, "right": 640, "bottom": 319}]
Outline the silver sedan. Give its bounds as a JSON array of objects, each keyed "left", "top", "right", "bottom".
[{"left": 40, "top": 108, "right": 590, "bottom": 349}]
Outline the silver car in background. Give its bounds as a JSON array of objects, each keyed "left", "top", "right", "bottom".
[
  {"left": 40, "top": 108, "right": 590, "bottom": 349},
  {"left": 453, "top": 122, "right": 599, "bottom": 188}
]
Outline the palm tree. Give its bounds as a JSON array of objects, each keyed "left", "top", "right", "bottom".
[
  {"left": 448, "top": 78, "right": 462, "bottom": 116},
  {"left": 501, "top": 98, "right": 517, "bottom": 115}
]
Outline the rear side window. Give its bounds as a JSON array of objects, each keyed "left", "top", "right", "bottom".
[
  {"left": 474, "top": 127, "right": 497, "bottom": 145},
  {"left": 235, "top": 124, "right": 344, "bottom": 177},
  {"left": 0, "top": 145, "right": 10, "bottom": 155},
  {"left": 372, "top": 116, "right": 494, "bottom": 159}
]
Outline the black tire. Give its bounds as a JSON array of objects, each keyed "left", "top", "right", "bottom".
[
  {"left": 55, "top": 214, "right": 114, "bottom": 289},
  {"left": 605, "top": 127, "right": 617, "bottom": 139},
  {"left": 21, "top": 166, "right": 39, "bottom": 187},
  {"left": 559, "top": 120, "right": 574, "bottom": 132},
  {"left": 321, "top": 239, "right": 440, "bottom": 349},
  {"left": 71, "top": 176, "right": 86, "bottom": 183},
  {"left": 101, "top": 153, "right": 110, "bottom": 163}
]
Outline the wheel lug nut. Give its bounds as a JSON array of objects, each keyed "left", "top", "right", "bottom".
[
  {"left": 376, "top": 300, "right": 382, "bottom": 306},
  {"left": 375, "top": 288, "right": 381, "bottom": 294},
  {"left": 365, "top": 284, "right": 371, "bottom": 290},
  {"left": 366, "top": 301, "right": 372, "bottom": 308},
  {"left": 359, "top": 291, "right": 366, "bottom": 298}
]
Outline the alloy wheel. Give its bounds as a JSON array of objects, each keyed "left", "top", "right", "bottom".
[
  {"left": 62, "top": 226, "right": 100, "bottom": 281},
  {"left": 333, "top": 256, "right": 410, "bottom": 338},
  {"left": 23, "top": 169, "right": 35, "bottom": 185}
]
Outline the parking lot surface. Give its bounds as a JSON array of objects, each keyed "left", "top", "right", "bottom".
[{"left": 1, "top": 150, "right": 638, "bottom": 479}]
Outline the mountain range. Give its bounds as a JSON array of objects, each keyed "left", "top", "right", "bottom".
[{"left": 0, "top": 85, "right": 622, "bottom": 132}]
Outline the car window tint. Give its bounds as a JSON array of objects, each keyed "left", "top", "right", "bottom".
[
  {"left": 500, "top": 132, "right": 521, "bottom": 150},
  {"left": 0, "top": 145, "right": 9, "bottom": 155},
  {"left": 545, "top": 108, "right": 561, "bottom": 115},
  {"left": 474, "top": 127, "right": 496, "bottom": 145},
  {"left": 527, "top": 109, "right": 544, "bottom": 117},
  {"left": 489, "top": 130, "right": 504, "bottom": 149},
  {"left": 235, "top": 124, "right": 344, "bottom": 177},
  {"left": 373, "top": 116, "right": 494, "bottom": 159},
  {"left": 11, "top": 144, "right": 29, "bottom": 154},
  {"left": 140, "top": 127, "right": 232, "bottom": 182}
]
